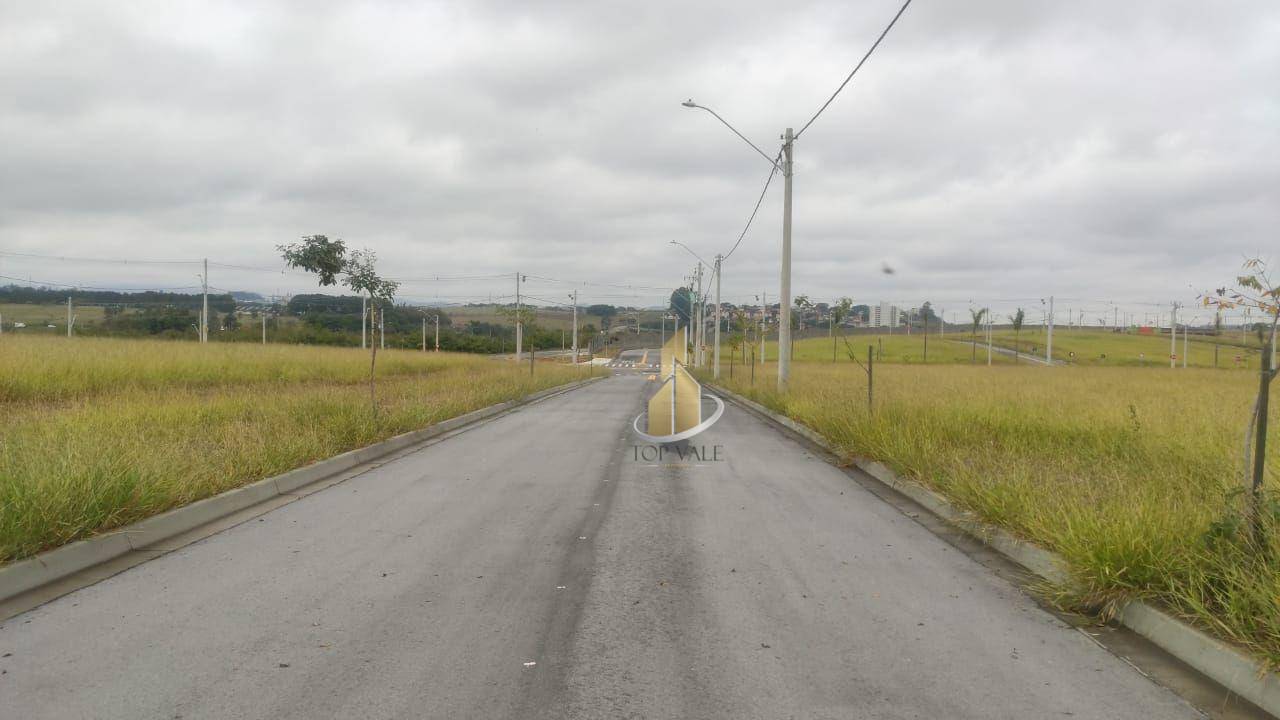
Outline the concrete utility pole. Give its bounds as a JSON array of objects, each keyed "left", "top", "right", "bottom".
[
  {"left": 1183, "top": 319, "right": 1189, "bottom": 369},
  {"left": 434, "top": 315, "right": 440, "bottom": 352},
  {"left": 361, "top": 296, "right": 367, "bottom": 349},
  {"left": 713, "top": 254, "right": 723, "bottom": 379},
  {"left": 695, "top": 264, "right": 704, "bottom": 366},
  {"left": 1046, "top": 296, "right": 1054, "bottom": 365},
  {"left": 778, "top": 127, "right": 794, "bottom": 391},
  {"left": 570, "top": 290, "right": 578, "bottom": 364},
  {"left": 1170, "top": 302, "right": 1178, "bottom": 369},
  {"left": 201, "top": 258, "right": 209, "bottom": 344},
  {"left": 986, "top": 309, "right": 992, "bottom": 366},
  {"left": 515, "top": 272, "right": 523, "bottom": 362},
  {"left": 67, "top": 296, "right": 73, "bottom": 338},
  {"left": 262, "top": 312, "right": 266, "bottom": 345},
  {"left": 760, "top": 291, "right": 767, "bottom": 365}
]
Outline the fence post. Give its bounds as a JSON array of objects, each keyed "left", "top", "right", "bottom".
[
  {"left": 867, "top": 345, "right": 874, "bottom": 415},
  {"left": 530, "top": 347, "right": 535, "bottom": 376}
]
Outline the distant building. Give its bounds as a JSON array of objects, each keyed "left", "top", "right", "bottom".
[{"left": 872, "top": 302, "right": 900, "bottom": 328}]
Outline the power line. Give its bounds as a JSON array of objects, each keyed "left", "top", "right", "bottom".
[
  {"left": 0, "top": 250, "right": 199, "bottom": 265},
  {"left": 794, "top": 0, "right": 913, "bottom": 140},
  {"left": 724, "top": 150, "right": 783, "bottom": 262}
]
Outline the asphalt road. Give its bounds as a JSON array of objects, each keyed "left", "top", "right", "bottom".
[{"left": 0, "top": 371, "right": 1207, "bottom": 719}]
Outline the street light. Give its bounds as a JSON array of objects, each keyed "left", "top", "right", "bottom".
[
  {"left": 683, "top": 100, "right": 792, "bottom": 390},
  {"left": 670, "top": 241, "right": 712, "bottom": 370}
]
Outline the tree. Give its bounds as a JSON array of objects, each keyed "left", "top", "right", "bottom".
[
  {"left": 668, "top": 289, "right": 694, "bottom": 327},
  {"left": 794, "top": 295, "right": 812, "bottom": 331},
  {"left": 1204, "top": 258, "right": 1280, "bottom": 548},
  {"left": 223, "top": 311, "right": 239, "bottom": 332},
  {"left": 586, "top": 304, "right": 618, "bottom": 330},
  {"left": 830, "top": 297, "right": 852, "bottom": 362},
  {"left": 1009, "top": 308, "right": 1025, "bottom": 363},
  {"left": 969, "top": 308, "right": 987, "bottom": 364},
  {"left": 279, "top": 235, "right": 399, "bottom": 414}
]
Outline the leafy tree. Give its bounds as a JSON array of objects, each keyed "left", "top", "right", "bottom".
[
  {"left": 668, "top": 289, "right": 693, "bottom": 327},
  {"left": 1204, "top": 258, "right": 1280, "bottom": 547},
  {"left": 279, "top": 235, "right": 399, "bottom": 414},
  {"left": 969, "top": 308, "right": 987, "bottom": 364},
  {"left": 223, "top": 311, "right": 239, "bottom": 332},
  {"left": 586, "top": 304, "right": 618, "bottom": 330},
  {"left": 831, "top": 297, "right": 852, "bottom": 362},
  {"left": 794, "top": 295, "right": 813, "bottom": 331},
  {"left": 1009, "top": 308, "right": 1025, "bottom": 363}
]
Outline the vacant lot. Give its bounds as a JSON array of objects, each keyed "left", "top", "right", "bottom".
[
  {"left": 748, "top": 333, "right": 1014, "bottom": 364},
  {"left": 709, "top": 362, "right": 1280, "bottom": 666},
  {"left": 0, "top": 336, "right": 583, "bottom": 563},
  {"left": 988, "top": 328, "right": 1263, "bottom": 368}
]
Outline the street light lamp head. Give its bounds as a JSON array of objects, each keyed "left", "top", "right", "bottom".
[{"left": 681, "top": 99, "right": 697, "bottom": 108}]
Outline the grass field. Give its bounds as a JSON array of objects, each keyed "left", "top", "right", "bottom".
[
  {"left": 739, "top": 329, "right": 1265, "bottom": 369},
  {"left": 987, "top": 328, "right": 1264, "bottom": 368},
  {"left": 0, "top": 302, "right": 107, "bottom": 327},
  {"left": 708, "top": 362, "right": 1280, "bottom": 666},
  {"left": 0, "top": 336, "right": 584, "bottom": 563},
  {"left": 741, "top": 333, "right": 1015, "bottom": 364}
]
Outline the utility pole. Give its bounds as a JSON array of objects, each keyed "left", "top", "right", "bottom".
[
  {"left": 262, "top": 312, "right": 266, "bottom": 345},
  {"left": 695, "top": 265, "right": 704, "bottom": 366},
  {"left": 570, "top": 290, "right": 578, "bottom": 364},
  {"left": 515, "top": 271, "right": 523, "bottom": 362},
  {"left": 1183, "top": 320, "right": 1189, "bottom": 369},
  {"left": 422, "top": 317, "right": 427, "bottom": 351},
  {"left": 760, "top": 291, "right": 767, "bottom": 366},
  {"left": 778, "top": 127, "right": 794, "bottom": 391},
  {"left": 1046, "top": 296, "right": 1054, "bottom": 365},
  {"left": 67, "top": 296, "right": 73, "bottom": 338},
  {"left": 361, "top": 296, "right": 367, "bottom": 349},
  {"left": 201, "top": 258, "right": 209, "bottom": 344},
  {"left": 1170, "top": 302, "right": 1178, "bottom": 369},
  {"left": 986, "top": 309, "right": 992, "bottom": 366},
  {"left": 380, "top": 307, "right": 385, "bottom": 350},
  {"left": 713, "top": 254, "right": 723, "bottom": 379},
  {"left": 435, "top": 315, "right": 440, "bottom": 352}
]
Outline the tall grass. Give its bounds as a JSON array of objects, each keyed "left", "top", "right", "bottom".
[
  {"left": 711, "top": 363, "right": 1280, "bottom": 666},
  {"left": 0, "top": 336, "right": 582, "bottom": 562}
]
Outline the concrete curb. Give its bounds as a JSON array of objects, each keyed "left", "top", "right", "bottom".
[
  {"left": 0, "top": 376, "right": 603, "bottom": 605},
  {"left": 709, "top": 382, "right": 1280, "bottom": 718}
]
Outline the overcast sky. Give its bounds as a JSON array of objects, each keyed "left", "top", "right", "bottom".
[{"left": 1, "top": 0, "right": 1277, "bottom": 323}]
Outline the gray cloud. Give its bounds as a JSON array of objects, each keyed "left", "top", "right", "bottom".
[{"left": 0, "top": 0, "right": 1277, "bottom": 320}]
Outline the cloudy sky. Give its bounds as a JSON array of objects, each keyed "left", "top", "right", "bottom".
[{"left": 1, "top": 0, "right": 1277, "bottom": 323}]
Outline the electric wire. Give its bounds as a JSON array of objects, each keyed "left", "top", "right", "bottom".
[{"left": 794, "top": 0, "right": 913, "bottom": 140}]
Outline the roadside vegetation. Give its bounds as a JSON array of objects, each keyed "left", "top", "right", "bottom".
[
  {"left": 0, "top": 335, "right": 584, "bottom": 563},
  {"left": 709, "top": 362, "right": 1280, "bottom": 666}
]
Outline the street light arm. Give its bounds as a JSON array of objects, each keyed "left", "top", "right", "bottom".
[
  {"left": 682, "top": 101, "right": 780, "bottom": 170},
  {"left": 669, "top": 240, "right": 710, "bottom": 270}
]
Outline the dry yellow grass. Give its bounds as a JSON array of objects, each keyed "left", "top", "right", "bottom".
[
  {"left": 710, "top": 362, "right": 1280, "bottom": 666},
  {"left": 0, "top": 336, "right": 584, "bottom": 562}
]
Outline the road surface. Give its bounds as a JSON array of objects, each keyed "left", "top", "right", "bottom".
[{"left": 0, "top": 369, "right": 1214, "bottom": 719}]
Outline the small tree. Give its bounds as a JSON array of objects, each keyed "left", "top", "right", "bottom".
[
  {"left": 1204, "top": 259, "right": 1280, "bottom": 547},
  {"left": 1009, "top": 308, "right": 1025, "bottom": 363},
  {"left": 969, "top": 308, "right": 987, "bottom": 364},
  {"left": 830, "top": 297, "right": 852, "bottom": 362},
  {"left": 279, "top": 235, "right": 398, "bottom": 414}
]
